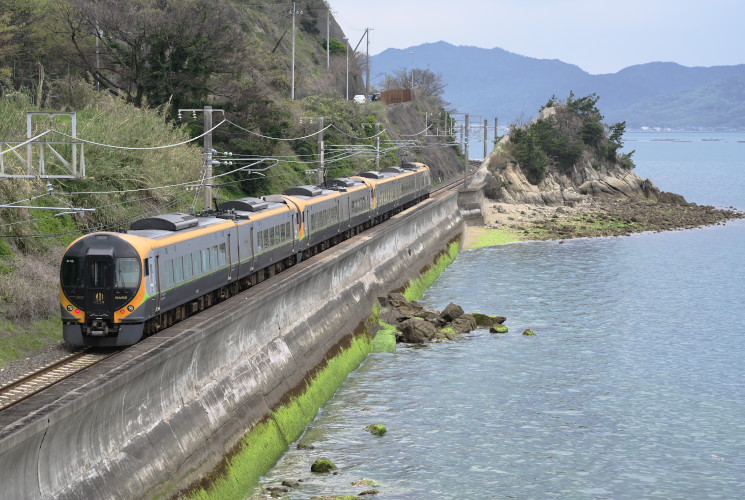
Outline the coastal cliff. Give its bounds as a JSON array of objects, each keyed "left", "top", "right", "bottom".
[
  {"left": 480, "top": 149, "right": 686, "bottom": 207},
  {"left": 478, "top": 103, "right": 686, "bottom": 207}
]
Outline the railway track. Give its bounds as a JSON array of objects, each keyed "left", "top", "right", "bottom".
[{"left": 0, "top": 349, "right": 119, "bottom": 412}]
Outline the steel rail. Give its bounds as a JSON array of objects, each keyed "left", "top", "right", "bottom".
[{"left": 0, "top": 349, "right": 119, "bottom": 412}]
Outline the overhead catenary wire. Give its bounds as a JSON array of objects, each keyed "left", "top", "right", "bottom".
[
  {"left": 1, "top": 106, "right": 450, "bottom": 238},
  {"left": 49, "top": 120, "right": 228, "bottom": 150},
  {"left": 226, "top": 119, "right": 331, "bottom": 141},
  {"left": 0, "top": 195, "right": 189, "bottom": 239},
  {"left": 329, "top": 124, "right": 387, "bottom": 140}
]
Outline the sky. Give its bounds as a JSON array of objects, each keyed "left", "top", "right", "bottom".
[{"left": 329, "top": 0, "right": 745, "bottom": 74}]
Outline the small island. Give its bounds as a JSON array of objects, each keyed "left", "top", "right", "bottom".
[{"left": 467, "top": 92, "right": 743, "bottom": 246}]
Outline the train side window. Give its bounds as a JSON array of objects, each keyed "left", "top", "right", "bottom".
[
  {"left": 194, "top": 251, "right": 202, "bottom": 276},
  {"left": 165, "top": 260, "right": 174, "bottom": 287},
  {"left": 286, "top": 222, "right": 291, "bottom": 240},
  {"left": 143, "top": 258, "right": 150, "bottom": 277},
  {"left": 218, "top": 243, "right": 227, "bottom": 266},
  {"left": 202, "top": 249, "right": 210, "bottom": 272},
  {"left": 258, "top": 231, "right": 263, "bottom": 251},
  {"left": 174, "top": 256, "right": 184, "bottom": 283},
  {"left": 210, "top": 246, "right": 218, "bottom": 269},
  {"left": 184, "top": 254, "right": 193, "bottom": 280}
]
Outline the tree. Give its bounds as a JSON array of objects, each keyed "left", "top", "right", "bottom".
[
  {"left": 0, "top": 12, "right": 19, "bottom": 81},
  {"left": 58, "top": 0, "right": 243, "bottom": 109},
  {"left": 509, "top": 125, "right": 549, "bottom": 184},
  {"left": 382, "top": 67, "right": 447, "bottom": 97}
]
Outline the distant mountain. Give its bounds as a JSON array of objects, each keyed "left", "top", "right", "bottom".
[{"left": 370, "top": 42, "right": 745, "bottom": 129}]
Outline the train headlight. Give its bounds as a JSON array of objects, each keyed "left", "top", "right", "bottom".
[
  {"left": 127, "top": 305, "right": 135, "bottom": 312},
  {"left": 67, "top": 305, "right": 74, "bottom": 311}
]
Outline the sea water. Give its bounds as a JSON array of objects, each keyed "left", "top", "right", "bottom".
[{"left": 254, "top": 132, "right": 745, "bottom": 499}]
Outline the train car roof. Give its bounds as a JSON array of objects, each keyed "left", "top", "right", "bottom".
[
  {"left": 216, "top": 197, "right": 289, "bottom": 221},
  {"left": 126, "top": 214, "right": 233, "bottom": 240},
  {"left": 325, "top": 177, "right": 368, "bottom": 192}
]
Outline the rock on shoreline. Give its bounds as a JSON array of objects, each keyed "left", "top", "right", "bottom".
[
  {"left": 479, "top": 197, "right": 743, "bottom": 241},
  {"left": 378, "top": 293, "right": 506, "bottom": 344}
]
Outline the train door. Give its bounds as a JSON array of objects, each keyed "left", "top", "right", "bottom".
[
  {"left": 154, "top": 255, "right": 162, "bottom": 312},
  {"left": 249, "top": 226, "right": 255, "bottom": 271},
  {"left": 84, "top": 254, "right": 113, "bottom": 319},
  {"left": 227, "top": 233, "right": 234, "bottom": 280}
]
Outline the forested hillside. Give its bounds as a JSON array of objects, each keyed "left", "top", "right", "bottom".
[{"left": 0, "top": 0, "right": 460, "bottom": 353}]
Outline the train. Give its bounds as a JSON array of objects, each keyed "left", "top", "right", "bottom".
[{"left": 60, "top": 162, "right": 432, "bottom": 346}]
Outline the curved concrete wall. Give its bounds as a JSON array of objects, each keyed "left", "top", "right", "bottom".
[{"left": 0, "top": 191, "right": 463, "bottom": 500}]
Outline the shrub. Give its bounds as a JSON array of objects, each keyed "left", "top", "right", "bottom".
[{"left": 0, "top": 249, "right": 61, "bottom": 322}]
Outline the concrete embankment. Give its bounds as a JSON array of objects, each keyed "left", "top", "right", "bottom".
[{"left": 0, "top": 190, "right": 464, "bottom": 500}]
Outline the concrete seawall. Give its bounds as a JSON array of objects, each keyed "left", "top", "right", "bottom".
[{"left": 0, "top": 191, "right": 464, "bottom": 500}]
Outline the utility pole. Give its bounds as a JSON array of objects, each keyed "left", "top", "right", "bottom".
[
  {"left": 178, "top": 106, "right": 224, "bottom": 210},
  {"left": 317, "top": 116, "right": 325, "bottom": 185},
  {"left": 484, "top": 119, "right": 488, "bottom": 159},
  {"left": 494, "top": 117, "right": 499, "bottom": 145},
  {"left": 365, "top": 28, "right": 372, "bottom": 98},
  {"left": 464, "top": 114, "right": 470, "bottom": 187},
  {"left": 203, "top": 106, "right": 214, "bottom": 209},
  {"left": 375, "top": 122, "right": 380, "bottom": 170},
  {"left": 326, "top": 9, "right": 330, "bottom": 68},
  {"left": 409, "top": 52, "right": 414, "bottom": 88},
  {"left": 344, "top": 37, "right": 349, "bottom": 100},
  {"left": 291, "top": 2, "right": 302, "bottom": 100}
]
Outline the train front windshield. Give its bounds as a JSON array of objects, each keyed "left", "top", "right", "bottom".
[
  {"left": 62, "top": 256, "right": 141, "bottom": 312},
  {"left": 61, "top": 257, "right": 84, "bottom": 287},
  {"left": 62, "top": 257, "right": 140, "bottom": 288}
]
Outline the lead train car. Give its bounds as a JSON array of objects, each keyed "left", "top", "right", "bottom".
[{"left": 60, "top": 162, "right": 431, "bottom": 346}]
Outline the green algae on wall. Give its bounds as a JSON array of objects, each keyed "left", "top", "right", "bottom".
[
  {"left": 180, "top": 238, "right": 464, "bottom": 500},
  {"left": 469, "top": 228, "right": 522, "bottom": 250},
  {"left": 403, "top": 240, "right": 461, "bottom": 302},
  {"left": 183, "top": 333, "right": 373, "bottom": 500},
  {"left": 370, "top": 320, "right": 398, "bottom": 353}
]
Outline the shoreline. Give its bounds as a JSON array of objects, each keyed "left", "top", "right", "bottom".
[{"left": 465, "top": 197, "right": 744, "bottom": 249}]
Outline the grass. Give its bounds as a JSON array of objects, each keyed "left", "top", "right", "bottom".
[
  {"left": 0, "top": 317, "right": 63, "bottom": 368},
  {"left": 467, "top": 228, "right": 523, "bottom": 249}
]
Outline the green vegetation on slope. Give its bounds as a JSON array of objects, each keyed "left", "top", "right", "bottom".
[{"left": 506, "top": 92, "right": 635, "bottom": 184}]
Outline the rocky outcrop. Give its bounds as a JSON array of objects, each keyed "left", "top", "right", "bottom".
[
  {"left": 481, "top": 147, "right": 686, "bottom": 207},
  {"left": 379, "top": 293, "right": 507, "bottom": 344}
]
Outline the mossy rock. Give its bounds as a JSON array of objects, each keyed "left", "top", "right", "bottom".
[
  {"left": 352, "top": 479, "right": 379, "bottom": 487},
  {"left": 311, "top": 457, "right": 337, "bottom": 473},
  {"left": 490, "top": 325, "right": 508, "bottom": 334},
  {"left": 365, "top": 424, "right": 387, "bottom": 436},
  {"left": 310, "top": 496, "right": 359, "bottom": 500},
  {"left": 473, "top": 312, "right": 507, "bottom": 327},
  {"left": 522, "top": 329, "right": 537, "bottom": 336}
]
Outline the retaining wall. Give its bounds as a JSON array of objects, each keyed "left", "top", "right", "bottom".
[{"left": 0, "top": 191, "right": 464, "bottom": 500}]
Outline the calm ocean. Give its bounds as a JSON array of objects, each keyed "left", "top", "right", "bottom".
[{"left": 254, "top": 132, "right": 745, "bottom": 500}]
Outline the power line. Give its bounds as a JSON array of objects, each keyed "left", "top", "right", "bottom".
[
  {"left": 50, "top": 120, "right": 227, "bottom": 150},
  {"left": 226, "top": 119, "right": 331, "bottom": 141}
]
